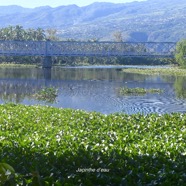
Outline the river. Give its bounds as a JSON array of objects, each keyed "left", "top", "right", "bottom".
[{"left": 0, "top": 65, "right": 186, "bottom": 114}]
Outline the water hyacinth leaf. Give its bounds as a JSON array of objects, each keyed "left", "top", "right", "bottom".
[{"left": 0, "top": 163, "right": 15, "bottom": 184}]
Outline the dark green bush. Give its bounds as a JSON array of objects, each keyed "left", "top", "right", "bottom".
[{"left": 175, "top": 39, "right": 186, "bottom": 68}]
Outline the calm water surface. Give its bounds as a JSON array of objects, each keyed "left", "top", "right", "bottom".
[{"left": 0, "top": 66, "right": 186, "bottom": 114}]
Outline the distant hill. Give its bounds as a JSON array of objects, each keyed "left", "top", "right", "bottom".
[{"left": 0, "top": 0, "right": 186, "bottom": 41}]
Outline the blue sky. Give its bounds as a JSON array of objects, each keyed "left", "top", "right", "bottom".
[{"left": 0, "top": 0, "right": 146, "bottom": 8}]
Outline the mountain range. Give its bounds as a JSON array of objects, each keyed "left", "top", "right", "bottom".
[{"left": 0, "top": 0, "right": 186, "bottom": 42}]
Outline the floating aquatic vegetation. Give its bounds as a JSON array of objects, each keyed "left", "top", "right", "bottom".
[
  {"left": 119, "top": 87, "right": 163, "bottom": 95},
  {"left": 0, "top": 104, "right": 185, "bottom": 185},
  {"left": 33, "top": 86, "right": 58, "bottom": 103}
]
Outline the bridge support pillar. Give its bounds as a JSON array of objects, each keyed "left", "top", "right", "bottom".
[
  {"left": 43, "top": 56, "right": 52, "bottom": 69},
  {"left": 43, "top": 68, "right": 51, "bottom": 80}
]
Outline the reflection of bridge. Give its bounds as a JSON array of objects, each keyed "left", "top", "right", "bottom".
[{"left": 0, "top": 40, "right": 176, "bottom": 68}]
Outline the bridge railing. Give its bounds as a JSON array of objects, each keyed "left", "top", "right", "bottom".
[
  {"left": 0, "top": 41, "right": 46, "bottom": 56},
  {"left": 0, "top": 40, "right": 176, "bottom": 58}
]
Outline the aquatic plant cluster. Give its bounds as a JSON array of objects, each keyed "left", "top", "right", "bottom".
[
  {"left": 33, "top": 87, "right": 58, "bottom": 103},
  {"left": 0, "top": 104, "right": 186, "bottom": 185},
  {"left": 119, "top": 87, "right": 163, "bottom": 95},
  {"left": 122, "top": 67, "right": 186, "bottom": 76}
]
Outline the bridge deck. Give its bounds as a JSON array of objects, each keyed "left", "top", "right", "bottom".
[{"left": 0, "top": 41, "right": 176, "bottom": 58}]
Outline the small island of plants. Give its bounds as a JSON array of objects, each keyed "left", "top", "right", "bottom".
[
  {"left": 119, "top": 87, "right": 163, "bottom": 95},
  {"left": 33, "top": 87, "right": 58, "bottom": 103}
]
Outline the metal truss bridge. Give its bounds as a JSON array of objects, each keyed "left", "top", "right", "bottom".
[{"left": 0, "top": 40, "right": 176, "bottom": 68}]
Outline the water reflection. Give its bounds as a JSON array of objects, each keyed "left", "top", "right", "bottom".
[
  {"left": 0, "top": 80, "right": 44, "bottom": 103},
  {"left": 0, "top": 66, "right": 186, "bottom": 114},
  {"left": 161, "top": 75, "right": 186, "bottom": 99},
  {"left": 174, "top": 76, "right": 186, "bottom": 99},
  {"left": 43, "top": 68, "right": 52, "bottom": 80}
]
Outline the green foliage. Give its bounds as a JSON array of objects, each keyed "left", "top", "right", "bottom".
[
  {"left": 122, "top": 67, "right": 186, "bottom": 76},
  {"left": 119, "top": 87, "right": 163, "bottom": 95},
  {"left": 116, "top": 57, "right": 173, "bottom": 65},
  {"left": 0, "top": 104, "right": 186, "bottom": 185},
  {"left": 174, "top": 76, "right": 186, "bottom": 99},
  {"left": 175, "top": 39, "right": 186, "bottom": 68},
  {"left": 0, "top": 25, "right": 174, "bottom": 66},
  {"left": 0, "top": 25, "right": 59, "bottom": 65},
  {"left": 0, "top": 25, "right": 46, "bottom": 41},
  {"left": 33, "top": 87, "right": 58, "bottom": 103},
  {"left": 0, "top": 1, "right": 186, "bottom": 42},
  {"left": 0, "top": 163, "right": 15, "bottom": 185}
]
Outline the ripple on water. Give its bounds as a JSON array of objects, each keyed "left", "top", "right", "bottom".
[{"left": 118, "top": 96, "right": 186, "bottom": 115}]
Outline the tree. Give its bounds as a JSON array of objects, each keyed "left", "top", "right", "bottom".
[
  {"left": 35, "top": 28, "right": 46, "bottom": 41},
  {"left": 46, "top": 28, "right": 59, "bottom": 41},
  {"left": 175, "top": 39, "right": 186, "bottom": 68},
  {"left": 0, "top": 26, "right": 47, "bottom": 41},
  {"left": 0, "top": 25, "right": 26, "bottom": 40},
  {"left": 113, "top": 31, "right": 123, "bottom": 42},
  {"left": 0, "top": 26, "right": 14, "bottom": 40},
  {"left": 25, "top": 28, "right": 35, "bottom": 40},
  {"left": 14, "top": 25, "right": 25, "bottom": 40}
]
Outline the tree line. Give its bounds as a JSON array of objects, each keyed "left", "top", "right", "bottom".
[
  {"left": 0, "top": 25, "right": 183, "bottom": 66},
  {"left": 0, "top": 25, "right": 59, "bottom": 64},
  {"left": 0, "top": 25, "right": 59, "bottom": 41}
]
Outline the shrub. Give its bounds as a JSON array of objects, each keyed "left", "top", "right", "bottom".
[{"left": 175, "top": 39, "right": 186, "bottom": 68}]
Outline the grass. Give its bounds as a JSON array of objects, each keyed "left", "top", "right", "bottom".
[
  {"left": 0, "top": 103, "right": 186, "bottom": 185},
  {"left": 0, "top": 63, "right": 38, "bottom": 68},
  {"left": 119, "top": 87, "right": 163, "bottom": 95},
  {"left": 122, "top": 66, "right": 186, "bottom": 76}
]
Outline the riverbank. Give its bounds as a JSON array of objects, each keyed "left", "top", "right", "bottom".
[
  {"left": 122, "top": 66, "right": 186, "bottom": 76},
  {"left": 1, "top": 103, "right": 185, "bottom": 185},
  {"left": 0, "top": 63, "right": 38, "bottom": 68}
]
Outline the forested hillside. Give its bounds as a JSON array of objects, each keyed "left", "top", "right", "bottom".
[{"left": 0, "top": 0, "right": 186, "bottom": 41}]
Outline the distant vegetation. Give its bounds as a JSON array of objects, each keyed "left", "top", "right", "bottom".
[
  {"left": 119, "top": 87, "right": 163, "bottom": 95},
  {"left": 0, "top": 25, "right": 180, "bottom": 66},
  {"left": 0, "top": 25, "right": 58, "bottom": 41},
  {"left": 122, "top": 67, "right": 186, "bottom": 76},
  {"left": 0, "top": 0, "right": 186, "bottom": 41},
  {"left": 175, "top": 39, "right": 186, "bottom": 68},
  {"left": 0, "top": 25, "right": 59, "bottom": 65}
]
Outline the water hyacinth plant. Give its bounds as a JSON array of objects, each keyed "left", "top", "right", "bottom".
[
  {"left": 122, "top": 67, "right": 186, "bottom": 76},
  {"left": 119, "top": 87, "right": 163, "bottom": 95},
  {"left": 0, "top": 103, "right": 186, "bottom": 185},
  {"left": 0, "top": 163, "right": 15, "bottom": 185},
  {"left": 33, "top": 86, "right": 58, "bottom": 103}
]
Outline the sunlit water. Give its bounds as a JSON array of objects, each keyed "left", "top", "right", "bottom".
[{"left": 0, "top": 66, "right": 186, "bottom": 114}]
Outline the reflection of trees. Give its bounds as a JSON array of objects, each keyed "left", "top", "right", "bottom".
[
  {"left": 174, "top": 76, "right": 186, "bottom": 99},
  {"left": 52, "top": 67, "right": 147, "bottom": 82},
  {"left": 0, "top": 81, "right": 44, "bottom": 103},
  {"left": 0, "top": 68, "right": 149, "bottom": 103},
  {"left": 162, "top": 75, "right": 186, "bottom": 99},
  {"left": 0, "top": 67, "right": 42, "bottom": 79}
]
